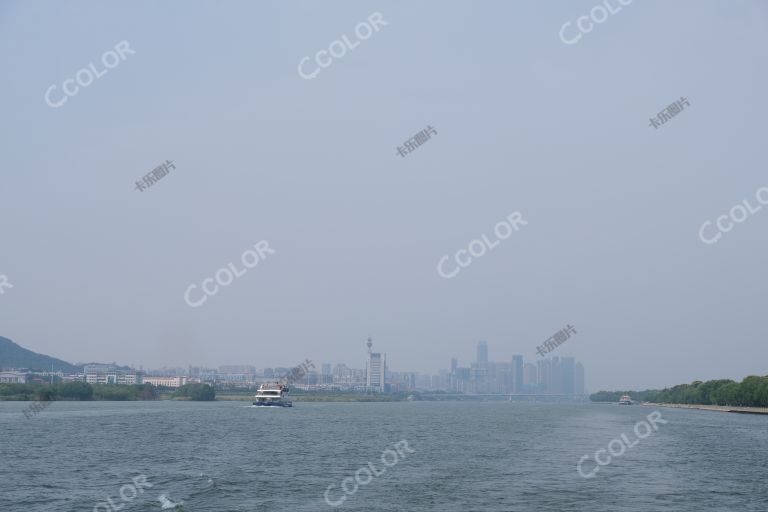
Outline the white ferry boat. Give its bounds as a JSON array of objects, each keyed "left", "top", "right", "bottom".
[
  {"left": 618, "top": 394, "right": 633, "bottom": 405},
  {"left": 253, "top": 383, "right": 292, "bottom": 407}
]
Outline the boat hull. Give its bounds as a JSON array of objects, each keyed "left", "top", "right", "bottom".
[{"left": 252, "top": 401, "right": 292, "bottom": 407}]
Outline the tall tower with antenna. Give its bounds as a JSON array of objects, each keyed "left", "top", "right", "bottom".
[{"left": 365, "top": 336, "right": 386, "bottom": 393}]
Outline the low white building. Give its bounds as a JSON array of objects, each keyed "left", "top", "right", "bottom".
[
  {"left": 143, "top": 376, "right": 188, "bottom": 388},
  {"left": 83, "top": 365, "right": 142, "bottom": 385},
  {"left": 0, "top": 371, "right": 28, "bottom": 384}
]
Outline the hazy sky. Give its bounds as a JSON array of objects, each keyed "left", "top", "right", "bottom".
[{"left": 1, "top": 0, "right": 767, "bottom": 391}]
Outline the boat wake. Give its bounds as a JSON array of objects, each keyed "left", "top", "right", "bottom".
[{"left": 158, "top": 494, "right": 183, "bottom": 510}]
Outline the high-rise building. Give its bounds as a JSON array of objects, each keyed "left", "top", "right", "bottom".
[
  {"left": 477, "top": 341, "right": 488, "bottom": 364},
  {"left": 401, "top": 372, "right": 417, "bottom": 389},
  {"left": 560, "top": 357, "right": 575, "bottom": 395},
  {"left": 575, "top": 362, "right": 585, "bottom": 395},
  {"left": 523, "top": 363, "right": 537, "bottom": 387},
  {"left": 365, "top": 337, "right": 386, "bottom": 392},
  {"left": 550, "top": 357, "right": 562, "bottom": 394},
  {"left": 512, "top": 355, "right": 524, "bottom": 393},
  {"left": 493, "top": 362, "right": 512, "bottom": 394},
  {"left": 321, "top": 363, "right": 333, "bottom": 385},
  {"left": 537, "top": 358, "right": 552, "bottom": 393},
  {"left": 437, "top": 370, "right": 450, "bottom": 391},
  {"left": 533, "top": 357, "right": 580, "bottom": 395},
  {"left": 454, "top": 367, "right": 470, "bottom": 392},
  {"left": 470, "top": 362, "right": 489, "bottom": 393}
]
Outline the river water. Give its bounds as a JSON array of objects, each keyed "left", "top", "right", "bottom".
[{"left": 1, "top": 401, "right": 766, "bottom": 511}]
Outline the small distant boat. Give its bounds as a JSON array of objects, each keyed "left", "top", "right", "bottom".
[
  {"left": 618, "top": 395, "right": 633, "bottom": 405},
  {"left": 253, "top": 383, "right": 292, "bottom": 407}
]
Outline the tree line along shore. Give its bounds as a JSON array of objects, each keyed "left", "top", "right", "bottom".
[
  {"left": 590, "top": 375, "right": 768, "bottom": 407},
  {"left": 0, "top": 382, "right": 216, "bottom": 401}
]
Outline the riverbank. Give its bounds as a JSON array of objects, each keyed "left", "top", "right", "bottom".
[
  {"left": 0, "top": 382, "right": 216, "bottom": 401},
  {"left": 641, "top": 402, "right": 768, "bottom": 415}
]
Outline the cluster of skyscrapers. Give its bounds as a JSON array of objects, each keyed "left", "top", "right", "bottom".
[{"left": 445, "top": 341, "right": 585, "bottom": 395}]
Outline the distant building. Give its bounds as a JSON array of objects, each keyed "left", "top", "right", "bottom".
[
  {"left": 188, "top": 366, "right": 217, "bottom": 380},
  {"left": 416, "top": 374, "right": 431, "bottom": 390},
  {"left": 561, "top": 357, "right": 576, "bottom": 395},
  {"left": 0, "top": 371, "right": 27, "bottom": 384},
  {"left": 401, "top": 372, "right": 417, "bottom": 389},
  {"left": 523, "top": 363, "right": 537, "bottom": 387},
  {"left": 365, "top": 337, "right": 386, "bottom": 392},
  {"left": 143, "top": 376, "right": 188, "bottom": 388},
  {"left": 319, "top": 363, "right": 333, "bottom": 385},
  {"left": 84, "top": 365, "right": 142, "bottom": 385},
  {"left": 454, "top": 367, "right": 470, "bottom": 392},
  {"left": 575, "top": 362, "right": 585, "bottom": 395},
  {"left": 146, "top": 366, "right": 187, "bottom": 376},
  {"left": 493, "top": 362, "right": 512, "bottom": 394},
  {"left": 332, "top": 364, "right": 365, "bottom": 387},
  {"left": 477, "top": 341, "right": 488, "bottom": 364},
  {"left": 217, "top": 365, "right": 256, "bottom": 384},
  {"left": 436, "top": 369, "right": 450, "bottom": 391},
  {"left": 537, "top": 359, "right": 552, "bottom": 393},
  {"left": 27, "top": 371, "right": 63, "bottom": 385},
  {"left": 512, "top": 355, "right": 524, "bottom": 393}
]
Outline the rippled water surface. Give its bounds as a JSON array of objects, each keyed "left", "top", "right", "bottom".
[{"left": 1, "top": 401, "right": 767, "bottom": 511}]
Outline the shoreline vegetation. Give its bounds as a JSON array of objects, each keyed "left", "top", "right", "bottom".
[
  {"left": 1, "top": 384, "right": 587, "bottom": 403},
  {"left": 590, "top": 375, "right": 768, "bottom": 410},
  {"left": 641, "top": 402, "right": 768, "bottom": 415},
  {"left": 2, "top": 382, "right": 584, "bottom": 403},
  {"left": 0, "top": 382, "right": 216, "bottom": 401}
]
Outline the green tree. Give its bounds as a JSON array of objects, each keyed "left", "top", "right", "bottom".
[
  {"left": 173, "top": 383, "right": 215, "bottom": 401},
  {"left": 754, "top": 377, "right": 768, "bottom": 407},
  {"left": 36, "top": 387, "right": 56, "bottom": 401},
  {"left": 711, "top": 382, "right": 739, "bottom": 405},
  {"left": 57, "top": 381, "right": 94, "bottom": 401},
  {"left": 136, "top": 383, "right": 158, "bottom": 400},
  {"left": 590, "top": 376, "right": 768, "bottom": 407}
]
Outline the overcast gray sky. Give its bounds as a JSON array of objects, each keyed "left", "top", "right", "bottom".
[{"left": 1, "top": 0, "right": 766, "bottom": 391}]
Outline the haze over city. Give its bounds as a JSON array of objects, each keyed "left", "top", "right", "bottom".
[{"left": 2, "top": 0, "right": 767, "bottom": 392}]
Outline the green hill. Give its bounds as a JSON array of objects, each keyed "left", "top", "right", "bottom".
[{"left": 0, "top": 336, "right": 81, "bottom": 373}]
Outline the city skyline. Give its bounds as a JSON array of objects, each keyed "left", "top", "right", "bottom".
[
  {"left": 9, "top": 330, "right": 767, "bottom": 394},
  {"left": 4, "top": 334, "right": 583, "bottom": 376},
  {"left": 2, "top": 335, "right": 588, "bottom": 394}
]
